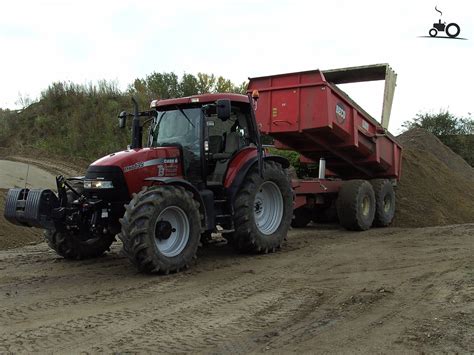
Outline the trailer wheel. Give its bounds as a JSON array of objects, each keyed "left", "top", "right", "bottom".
[
  {"left": 336, "top": 180, "right": 375, "bottom": 231},
  {"left": 119, "top": 185, "right": 201, "bottom": 274},
  {"left": 370, "top": 179, "right": 395, "bottom": 227},
  {"left": 291, "top": 207, "right": 312, "bottom": 228},
  {"left": 232, "top": 161, "right": 293, "bottom": 253},
  {"left": 44, "top": 181, "right": 115, "bottom": 259}
]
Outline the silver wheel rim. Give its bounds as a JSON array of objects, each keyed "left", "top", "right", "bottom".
[
  {"left": 383, "top": 195, "right": 392, "bottom": 213},
  {"left": 361, "top": 196, "right": 370, "bottom": 217},
  {"left": 154, "top": 206, "right": 190, "bottom": 257},
  {"left": 254, "top": 181, "right": 284, "bottom": 235}
]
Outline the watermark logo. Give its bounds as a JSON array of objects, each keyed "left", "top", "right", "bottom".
[{"left": 420, "top": 6, "right": 467, "bottom": 40}]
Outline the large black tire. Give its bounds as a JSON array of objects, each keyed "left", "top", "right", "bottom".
[
  {"left": 336, "top": 180, "right": 375, "bottom": 231},
  {"left": 119, "top": 185, "right": 201, "bottom": 274},
  {"left": 44, "top": 181, "right": 115, "bottom": 260},
  {"left": 231, "top": 161, "right": 293, "bottom": 253},
  {"left": 44, "top": 229, "right": 115, "bottom": 259},
  {"left": 370, "top": 179, "right": 396, "bottom": 227},
  {"left": 291, "top": 207, "right": 312, "bottom": 228}
]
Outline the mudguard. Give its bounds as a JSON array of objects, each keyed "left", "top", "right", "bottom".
[
  {"left": 145, "top": 177, "right": 211, "bottom": 230},
  {"left": 226, "top": 155, "right": 290, "bottom": 201}
]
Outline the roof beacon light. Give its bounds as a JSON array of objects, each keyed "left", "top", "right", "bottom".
[{"left": 252, "top": 90, "right": 259, "bottom": 100}]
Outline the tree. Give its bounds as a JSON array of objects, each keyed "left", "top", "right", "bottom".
[
  {"left": 214, "top": 76, "right": 234, "bottom": 93},
  {"left": 402, "top": 110, "right": 474, "bottom": 166},
  {"left": 179, "top": 73, "right": 199, "bottom": 96},
  {"left": 402, "top": 110, "right": 473, "bottom": 136},
  {"left": 196, "top": 73, "right": 216, "bottom": 94},
  {"left": 145, "top": 72, "right": 180, "bottom": 99}
]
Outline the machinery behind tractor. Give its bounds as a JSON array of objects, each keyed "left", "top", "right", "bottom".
[{"left": 4, "top": 64, "right": 402, "bottom": 274}]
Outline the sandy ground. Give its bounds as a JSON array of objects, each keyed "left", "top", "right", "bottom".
[
  {"left": 0, "top": 224, "right": 472, "bottom": 354},
  {"left": 0, "top": 156, "right": 473, "bottom": 353}
]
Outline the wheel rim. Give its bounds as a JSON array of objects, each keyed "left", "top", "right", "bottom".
[
  {"left": 383, "top": 195, "right": 392, "bottom": 213},
  {"left": 361, "top": 195, "right": 371, "bottom": 217},
  {"left": 154, "top": 206, "right": 190, "bottom": 257},
  {"left": 254, "top": 181, "right": 284, "bottom": 235}
]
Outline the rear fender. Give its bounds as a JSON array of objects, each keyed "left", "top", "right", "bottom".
[
  {"left": 226, "top": 154, "right": 290, "bottom": 201},
  {"left": 145, "top": 177, "right": 209, "bottom": 231}
]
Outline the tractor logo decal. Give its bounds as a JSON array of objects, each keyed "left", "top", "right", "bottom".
[
  {"left": 420, "top": 6, "right": 466, "bottom": 40},
  {"left": 335, "top": 103, "right": 346, "bottom": 124},
  {"left": 124, "top": 157, "right": 179, "bottom": 173},
  {"left": 124, "top": 161, "right": 145, "bottom": 172}
]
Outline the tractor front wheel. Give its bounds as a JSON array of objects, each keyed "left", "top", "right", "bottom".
[
  {"left": 231, "top": 161, "right": 293, "bottom": 253},
  {"left": 44, "top": 180, "right": 116, "bottom": 260},
  {"left": 44, "top": 229, "right": 115, "bottom": 260},
  {"left": 119, "top": 185, "right": 201, "bottom": 274}
]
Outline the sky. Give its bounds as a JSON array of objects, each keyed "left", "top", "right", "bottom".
[{"left": 0, "top": 0, "right": 472, "bottom": 133}]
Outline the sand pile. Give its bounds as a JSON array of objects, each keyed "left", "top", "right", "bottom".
[{"left": 393, "top": 128, "right": 474, "bottom": 227}]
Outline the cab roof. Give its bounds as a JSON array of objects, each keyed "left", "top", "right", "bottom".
[{"left": 155, "top": 93, "right": 249, "bottom": 108}]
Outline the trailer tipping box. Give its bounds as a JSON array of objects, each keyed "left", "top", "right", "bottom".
[{"left": 248, "top": 64, "right": 402, "bottom": 180}]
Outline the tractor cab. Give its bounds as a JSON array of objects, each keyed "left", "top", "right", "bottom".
[{"left": 148, "top": 94, "right": 259, "bottom": 189}]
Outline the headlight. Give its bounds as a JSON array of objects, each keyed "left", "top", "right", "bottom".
[{"left": 84, "top": 180, "right": 114, "bottom": 189}]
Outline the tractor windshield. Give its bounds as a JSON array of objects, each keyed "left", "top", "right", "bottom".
[
  {"left": 149, "top": 107, "right": 201, "bottom": 153},
  {"left": 149, "top": 107, "right": 203, "bottom": 181}
]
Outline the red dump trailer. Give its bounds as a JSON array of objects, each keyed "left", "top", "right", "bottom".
[{"left": 248, "top": 64, "right": 402, "bottom": 230}]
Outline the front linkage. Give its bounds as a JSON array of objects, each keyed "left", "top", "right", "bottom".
[{"left": 4, "top": 175, "right": 108, "bottom": 236}]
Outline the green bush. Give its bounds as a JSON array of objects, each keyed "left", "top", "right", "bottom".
[{"left": 402, "top": 110, "right": 474, "bottom": 166}]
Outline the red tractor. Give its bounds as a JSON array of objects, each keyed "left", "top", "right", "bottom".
[{"left": 5, "top": 94, "right": 293, "bottom": 273}]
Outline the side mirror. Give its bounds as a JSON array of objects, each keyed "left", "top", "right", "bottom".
[
  {"left": 118, "top": 111, "right": 127, "bottom": 128},
  {"left": 216, "top": 99, "right": 231, "bottom": 121}
]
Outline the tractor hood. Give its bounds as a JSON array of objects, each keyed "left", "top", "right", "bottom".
[{"left": 88, "top": 147, "right": 183, "bottom": 196}]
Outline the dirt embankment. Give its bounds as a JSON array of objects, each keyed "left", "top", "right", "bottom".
[
  {"left": 0, "top": 150, "right": 88, "bottom": 250},
  {"left": 393, "top": 128, "right": 474, "bottom": 227}
]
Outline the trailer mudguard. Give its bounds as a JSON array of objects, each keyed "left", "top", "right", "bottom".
[{"left": 144, "top": 177, "right": 211, "bottom": 230}]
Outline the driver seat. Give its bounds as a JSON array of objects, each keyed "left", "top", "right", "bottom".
[{"left": 210, "top": 132, "right": 241, "bottom": 183}]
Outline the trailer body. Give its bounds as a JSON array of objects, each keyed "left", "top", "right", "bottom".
[{"left": 248, "top": 64, "right": 402, "bottom": 212}]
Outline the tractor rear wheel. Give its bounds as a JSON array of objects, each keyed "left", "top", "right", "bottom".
[
  {"left": 44, "top": 181, "right": 115, "bottom": 259},
  {"left": 336, "top": 180, "right": 375, "bottom": 231},
  {"left": 231, "top": 161, "right": 293, "bottom": 253},
  {"left": 370, "top": 179, "right": 396, "bottom": 227},
  {"left": 119, "top": 185, "right": 201, "bottom": 274}
]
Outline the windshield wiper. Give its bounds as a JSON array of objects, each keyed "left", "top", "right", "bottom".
[{"left": 175, "top": 105, "right": 195, "bottom": 127}]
